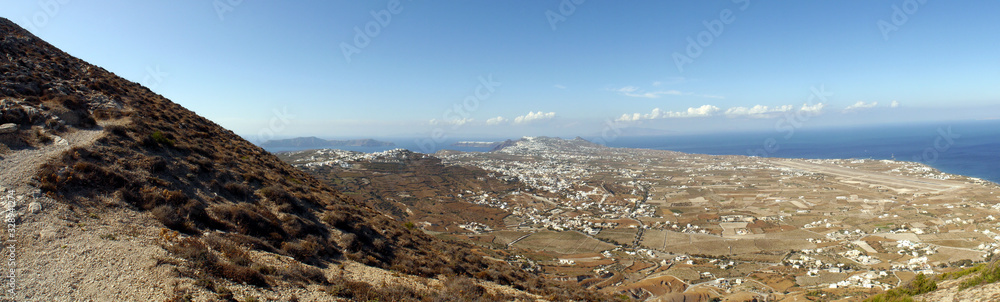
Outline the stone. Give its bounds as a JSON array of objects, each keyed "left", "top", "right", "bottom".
[
  {"left": 28, "top": 201, "right": 41, "bottom": 214},
  {"left": 0, "top": 123, "right": 16, "bottom": 134}
]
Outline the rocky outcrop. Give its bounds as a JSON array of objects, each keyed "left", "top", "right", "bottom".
[{"left": 0, "top": 123, "right": 15, "bottom": 134}]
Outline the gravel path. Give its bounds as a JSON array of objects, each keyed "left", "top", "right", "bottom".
[
  {"left": 0, "top": 128, "right": 103, "bottom": 193},
  {"left": 0, "top": 126, "right": 181, "bottom": 301}
]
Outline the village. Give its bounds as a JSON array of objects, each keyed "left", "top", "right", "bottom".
[{"left": 281, "top": 136, "right": 1000, "bottom": 300}]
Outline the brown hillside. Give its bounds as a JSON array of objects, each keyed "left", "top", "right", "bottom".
[
  {"left": 0, "top": 18, "right": 608, "bottom": 301},
  {"left": 278, "top": 149, "right": 523, "bottom": 232}
]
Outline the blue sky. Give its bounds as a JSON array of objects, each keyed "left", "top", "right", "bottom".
[{"left": 2, "top": 1, "right": 998, "bottom": 141}]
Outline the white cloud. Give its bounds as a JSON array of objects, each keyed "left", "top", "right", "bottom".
[
  {"left": 554, "top": 84, "right": 567, "bottom": 89},
  {"left": 616, "top": 105, "right": 721, "bottom": 121},
  {"left": 800, "top": 103, "right": 826, "bottom": 115},
  {"left": 672, "top": 105, "right": 721, "bottom": 118},
  {"left": 513, "top": 111, "right": 556, "bottom": 124},
  {"left": 615, "top": 86, "right": 639, "bottom": 93},
  {"left": 843, "top": 101, "right": 878, "bottom": 113},
  {"left": 429, "top": 118, "right": 474, "bottom": 126},
  {"left": 486, "top": 116, "right": 508, "bottom": 125},
  {"left": 611, "top": 86, "right": 724, "bottom": 99},
  {"left": 724, "top": 105, "right": 794, "bottom": 118},
  {"left": 618, "top": 103, "right": 827, "bottom": 122},
  {"left": 890, "top": 100, "right": 901, "bottom": 108}
]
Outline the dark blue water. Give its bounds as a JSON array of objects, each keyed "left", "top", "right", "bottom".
[
  {"left": 260, "top": 121, "right": 1000, "bottom": 184},
  {"left": 602, "top": 120, "right": 1000, "bottom": 184}
]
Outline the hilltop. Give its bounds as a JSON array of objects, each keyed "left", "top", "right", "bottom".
[{"left": 0, "top": 18, "right": 607, "bottom": 301}]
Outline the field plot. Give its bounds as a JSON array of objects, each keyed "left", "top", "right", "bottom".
[
  {"left": 919, "top": 232, "right": 992, "bottom": 249},
  {"left": 928, "top": 246, "right": 986, "bottom": 263},
  {"left": 642, "top": 230, "right": 813, "bottom": 257},
  {"left": 490, "top": 230, "right": 532, "bottom": 246},
  {"left": 641, "top": 230, "right": 721, "bottom": 250},
  {"left": 763, "top": 229, "right": 823, "bottom": 240},
  {"left": 594, "top": 228, "right": 638, "bottom": 245},
  {"left": 512, "top": 231, "right": 616, "bottom": 254},
  {"left": 796, "top": 272, "right": 849, "bottom": 287}
]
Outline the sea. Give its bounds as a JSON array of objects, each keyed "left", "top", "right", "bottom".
[
  {"left": 262, "top": 120, "right": 1000, "bottom": 184},
  {"left": 603, "top": 120, "right": 1000, "bottom": 185}
]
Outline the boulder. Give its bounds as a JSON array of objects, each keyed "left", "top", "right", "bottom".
[
  {"left": 28, "top": 201, "right": 41, "bottom": 214},
  {"left": 0, "top": 123, "right": 17, "bottom": 134}
]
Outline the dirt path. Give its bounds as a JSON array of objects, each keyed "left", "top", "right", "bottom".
[
  {"left": 0, "top": 125, "right": 180, "bottom": 301},
  {"left": 0, "top": 127, "right": 104, "bottom": 192}
]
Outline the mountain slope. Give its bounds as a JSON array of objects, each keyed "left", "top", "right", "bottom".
[{"left": 0, "top": 18, "right": 606, "bottom": 301}]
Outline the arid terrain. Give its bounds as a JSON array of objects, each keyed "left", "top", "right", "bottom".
[
  {"left": 0, "top": 18, "right": 610, "bottom": 301},
  {"left": 285, "top": 136, "right": 1000, "bottom": 301},
  {"left": 3, "top": 10, "right": 1000, "bottom": 302}
]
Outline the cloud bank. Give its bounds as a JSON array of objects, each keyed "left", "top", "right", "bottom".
[
  {"left": 617, "top": 103, "right": 827, "bottom": 122},
  {"left": 514, "top": 111, "right": 557, "bottom": 124}
]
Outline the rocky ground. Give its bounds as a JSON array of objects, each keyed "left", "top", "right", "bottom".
[{"left": 1, "top": 126, "right": 539, "bottom": 301}]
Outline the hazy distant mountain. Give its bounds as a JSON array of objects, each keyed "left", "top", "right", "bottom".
[
  {"left": 259, "top": 136, "right": 394, "bottom": 148},
  {"left": 450, "top": 141, "right": 502, "bottom": 148}
]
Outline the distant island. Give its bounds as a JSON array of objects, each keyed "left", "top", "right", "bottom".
[
  {"left": 260, "top": 136, "right": 395, "bottom": 148},
  {"left": 450, "top": 140, "right": 520, "bottom": 151},
  {"left": 450, "top": 141, "right": 502, "bottom": 148}
]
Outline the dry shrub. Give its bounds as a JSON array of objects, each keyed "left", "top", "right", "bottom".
[
  {"left": 210, "top": 203, "right": 286, "bottom": 241},
  {"left": 276, "top": 262, "right": 327, "bottom": 285},
  {"left": 203, "top": 234, "right": 252, "bottom": 266},
  {"left": 281, "top": 239, "right": 316, "bottom": 259},
  {"left": 105, "top": 124, "right": 128, "bottom": 137},
  {"left": 37, "top": 157, "right": 129, "bottom": 195},
  {"left": 92, "top": 107, "right": 126, "bottom": 120},
  {"left": 321, "top": 208, "right": 355, "bottom": 230},
  {"left": 219, "top": 263, "right": 268, "bottom": 287},
  {"left": 223, "top": 182, "right": 251, "bottom": 200},
  {"left": 166, "top": 237, "right": 268, "bottom": 287},
  {"left": 151, "top": 206, "right": 187, "bottom": 233},
  {"left": 325, "top": 275, "right": 421, "bottom": 301},
  {"left": 166, "top": 238, "right": 218, "bottom": 272},
  {"left": 259, "top": 185, "right": 293, "bottom": 204},
  {"left": 436, "top": 276, "right": 496, "bottom": 302}
]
